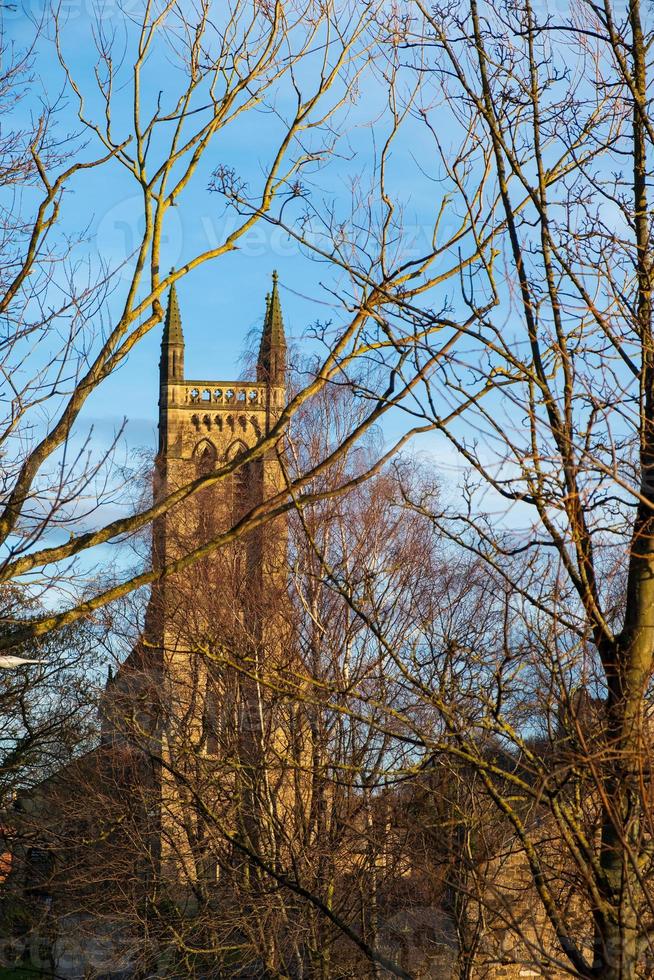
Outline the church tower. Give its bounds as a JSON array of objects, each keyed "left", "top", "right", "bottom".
[
  {"left": 103, "top": 273, "right": 292, "bottom": 884},
  {"left": 152, "top": 269, "right": 286, "bottom": 575}
]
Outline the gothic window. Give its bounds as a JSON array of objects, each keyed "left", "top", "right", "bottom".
[
  {"left": 194, "top": 440, "right": 217, "bottom": 540},
  {"left": 226, "top": 440, "right": 249, "bottom": 524},
  {"left": 225, "top": 439, "right": 247, "bottom": 461},
  {"left": 195, "top": 440, "right": 217, "bottom": 475}
]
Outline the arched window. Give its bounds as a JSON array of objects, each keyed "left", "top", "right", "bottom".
[
  {"left": 225, "top": 439, "right": 247, "bottom": 461},
  {"left": 226, "top": 440, "right": 250, "bottom": 524},
  {"left": 194, "top": 440, "right": 217, "bottom": 540},
  {"left": 195, "top": 439, "right": 217, "bottom": 476}
]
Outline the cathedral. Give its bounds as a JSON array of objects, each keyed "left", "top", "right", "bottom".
[
  {"left": 2, "top": 275, "right": 578, "bottom": 979},
  {"left": 101, "top": 270, "right": 299, "bottom": 886},
  {"left": 5, "top": 275, "right": 322, "bottom": 977}
]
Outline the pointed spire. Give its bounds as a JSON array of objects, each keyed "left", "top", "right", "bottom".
[
  {"left": 268, "top": 270, "right": 285, "bottom": 349},
  {"left": 160, "top": 271, "right": 185, "bottom": 383},
  {"left": 163, "top": 276, "right": 184, "bottom": 346},
  {"left": 257, "top": 270, "right": 286, "bottom": 384}
]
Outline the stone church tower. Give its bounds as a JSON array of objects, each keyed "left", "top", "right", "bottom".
[
  {"left": 103, "top": 273, "right": 293, "bottom": 883},
  {"left": 151, "top": 269, "right": 287, "bottom": 659}
]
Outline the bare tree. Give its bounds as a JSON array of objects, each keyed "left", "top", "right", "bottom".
[
  {"left": 12, "top": 2, "right": 654, "bottom": 977},
  {"left": 193, "top": 2, "right": 654, "bottom": 974},
  {"left": 1, "top": 0, "right": 468, "bottom": 653},
  {"left": 307, "top": 2, "right": 654, "bottom": 977},
  {"left": 13, "top": 378, "right": 460, "bottom": 979}
]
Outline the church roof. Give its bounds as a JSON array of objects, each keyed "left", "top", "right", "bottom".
[{"left": 163, "top": 278, "right": 184, "bottom": 346}]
